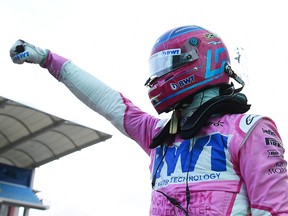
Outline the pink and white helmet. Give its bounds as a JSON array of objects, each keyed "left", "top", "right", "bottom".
[{"left": 146, "top": 25, "right": 231, "bottom": 114}]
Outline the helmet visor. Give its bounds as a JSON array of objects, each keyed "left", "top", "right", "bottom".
[{"left": 147, "top": 46, "right": 199, "bottom": 86}]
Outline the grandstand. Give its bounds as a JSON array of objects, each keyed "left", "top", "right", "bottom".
[{"left": 0, "top": 96, "right": 112, "bottom": 216}]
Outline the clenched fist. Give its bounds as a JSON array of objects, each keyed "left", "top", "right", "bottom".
[{"left": 9, "top": 39, "right": 48, "bottom": 65}]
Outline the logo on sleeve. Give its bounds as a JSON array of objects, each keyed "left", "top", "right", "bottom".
[
  {"left": 267, "top": 150, "right": 284, "bottom": 158},
  {"left": 265, "top": 138, "right": 283, "bottom": 148},
  {"left": 262, "top": 128, "right": 276, "bottom": 136},
  {"left": 268, "top": 161, "right": 287, "bottom": 175}
]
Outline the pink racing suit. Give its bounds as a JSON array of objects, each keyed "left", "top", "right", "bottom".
[{"left": 43, "top": 52, "right": 288, "bottom": 215}]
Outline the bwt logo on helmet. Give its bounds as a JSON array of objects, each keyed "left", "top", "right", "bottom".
[
  {"left": 170, "top": 75, "right": 195, "bottom": 90},
  {"left": 161, "top": 49, "right": 181, "bottom": 56},
  {"left": 150, "top": 49, "right": 181, "bottom": 59}
]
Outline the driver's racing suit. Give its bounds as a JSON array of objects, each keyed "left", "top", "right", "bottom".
[{"left": 43, "top": 51, "right": 288, "bottom": 215}]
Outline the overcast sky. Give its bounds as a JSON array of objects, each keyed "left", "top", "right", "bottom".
[{"left": 1, "top": 0, "right": 287, "bottom": 215}]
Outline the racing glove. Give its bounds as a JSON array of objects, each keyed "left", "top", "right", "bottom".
[
  {"left": 9, "top": 39, "right": 48, "bottom": 66},
  {"left": 10, "top": 40, "right": 69, "bottom": 80}
]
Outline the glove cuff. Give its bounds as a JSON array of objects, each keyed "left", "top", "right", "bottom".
[{"left": 42, "top": 51, "right": 69, "bottom": 80}]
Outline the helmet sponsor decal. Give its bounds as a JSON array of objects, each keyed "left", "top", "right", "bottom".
[
  {"left": 208, "top": 41, "right": 222, "bottom": 45},
  {"left": 204, "top": 33, "right": 218, "bottom": 40},
  {"left": 170, "top": 75, "right": 195, "bottom": 90},
  {"left": 150, "top": 49, "right": 181, "bottom": 59}
]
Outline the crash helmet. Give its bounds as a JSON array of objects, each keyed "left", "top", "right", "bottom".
[{"left": 146, "top": 25, "right": 230, "bottom": 114}]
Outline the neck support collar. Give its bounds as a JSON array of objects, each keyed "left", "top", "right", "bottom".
[{"left": 149, "top": 92, "right": 250, "bottom": 149}]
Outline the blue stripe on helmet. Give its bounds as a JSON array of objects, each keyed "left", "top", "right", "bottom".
[{"left": 153, "top": 26, "right": 203, "bottom": 49}]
